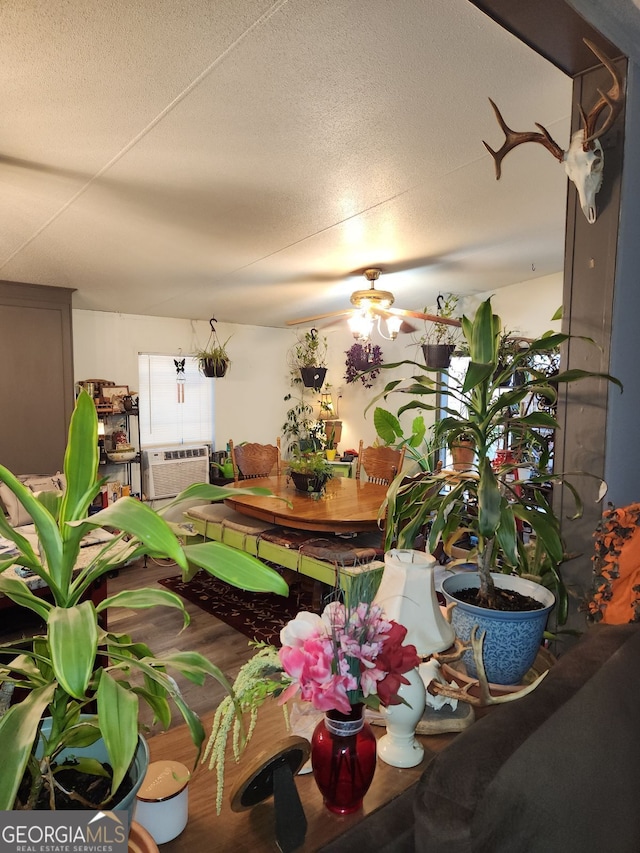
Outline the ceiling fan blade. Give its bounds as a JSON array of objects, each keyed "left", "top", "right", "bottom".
[
  {"left": 0, "top": 154, "right": 90, "bottom": 182},
  {"left": 388, "top": 306, "right": 462, "bottom": 327},
  {"left": 286, "top": 308, "right": 353, "bottom": 326}
]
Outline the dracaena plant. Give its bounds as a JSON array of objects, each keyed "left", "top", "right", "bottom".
[
  {"left": 369, "top": 298, "right": 621, "bottom": 618},
  {"left": 0, "top": 390, "right": 288, "bottom": 810}
]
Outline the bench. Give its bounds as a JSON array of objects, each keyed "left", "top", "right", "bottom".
[{"left": 183, "top": 503, "right": 385, "bottom": 589}]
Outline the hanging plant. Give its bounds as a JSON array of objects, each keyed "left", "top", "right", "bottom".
[
  {"left": 344, "top": 342, "right": 383, "bottom": 388},
  {"left": 287, "top": 328, "right": 328, "bottom": 390},
  {"left": 195, "top": 316, "right": 231, "bottom": 378}
]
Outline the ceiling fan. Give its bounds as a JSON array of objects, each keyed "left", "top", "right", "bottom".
[{"left": 286, "top": 268, "right": 461, "bottom": 342}]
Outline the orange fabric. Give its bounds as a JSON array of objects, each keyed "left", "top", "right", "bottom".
[{"left": 589, "top": 503, "right": 640, "bottom": 624}]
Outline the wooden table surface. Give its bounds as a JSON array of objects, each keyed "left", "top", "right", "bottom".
[
  {"left": 146, "top": 700, "right": 456, "bottom": 853},
  {"left": 223, "top": 475, "right": 389, "bottom": 533}
]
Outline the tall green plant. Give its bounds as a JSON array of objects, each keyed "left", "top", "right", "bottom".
[
  {"left": 0, "top": 390, "right": 288, "bottom": 810},
  {"left": 370, "top": 298, "right": 621, "bottom": 616}
]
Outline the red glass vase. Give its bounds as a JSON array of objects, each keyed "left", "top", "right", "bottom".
[{"left": 311, "top": 703, "right": 377, "bottom": 814}]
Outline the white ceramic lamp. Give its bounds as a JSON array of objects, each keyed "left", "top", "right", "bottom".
[
  {"left": 378, "top": 666, "right": 427, "bottom": 768},
  {"left": 374, "top": 549, "right": 455, "bottom": 657}
]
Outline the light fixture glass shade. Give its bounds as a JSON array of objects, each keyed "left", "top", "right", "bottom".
[
  {"left": 385, "top": 315, "right": 402, "bottom": 339},
  {"left": 348, "top": 311, "right": 374, "bottom": 341}
]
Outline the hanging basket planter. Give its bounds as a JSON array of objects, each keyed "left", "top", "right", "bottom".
[
  {"left": 195, "top": 316, "right": 231, "bottom": 378},
  {"left": 300, "top": 366, "right": 327, "bottom": 390},
  {"left": 201, "top": 358, "right": 229, "bottom": 378},
  {"left": 421, "top": 343, "right": 455, "bottom": 370}
]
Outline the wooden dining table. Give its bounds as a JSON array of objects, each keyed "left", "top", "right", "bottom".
[{"left": 223, "top": 475, "right": 389, "bottom": 533}]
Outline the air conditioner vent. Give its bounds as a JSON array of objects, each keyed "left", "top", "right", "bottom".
[{"left": 143, "top": 445, "right": 210, "bottom": 500}]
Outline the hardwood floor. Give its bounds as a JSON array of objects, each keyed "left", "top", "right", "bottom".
[{"left": 0, "top": 558, "right": 259, "bottom": 735}]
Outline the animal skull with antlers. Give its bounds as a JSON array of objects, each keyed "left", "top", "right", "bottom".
[{"left": 484, "top": 39, "right": 624, "bottom": 224}]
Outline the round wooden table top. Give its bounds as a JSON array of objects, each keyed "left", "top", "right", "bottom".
[{"left": 223, "top": 475, "right": 388, "bottom": 533}]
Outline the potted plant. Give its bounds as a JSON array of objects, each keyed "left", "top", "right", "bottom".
[
  {"left": 344, "top": 342, "right": 383, "bottom": 388},
  {"left": 0, "top": 391, "right": 288, "bottom": 811},
  {"left": 416, "top": 293, "right": 461, "bottom": 370},
  {"left": 324, "top": 424, "right": 337, "bottom": 461},
  {"left": 449, "top": 431, "right": 475, "bottom": 471},
  {"left": 288, "top": 329, "right": 328, "bottom": 390},
  {"left": 287, "top": 450, "right": 333, "bottom": 494},
  {"left": 370, "top": 298, "right": 621, "bottom": 684},
  {"left": 195, "top": 317, "right": 231, "bottom": 377}
]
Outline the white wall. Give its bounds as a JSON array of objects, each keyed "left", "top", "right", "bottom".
[
  {"left": 72, "top": 275, "right": 561, "bottom": 459},
  {"left": 473, "top": 272, "right": 563, "bottom": 337},
  {"left": 73, "top": 310, "right": 293, "bottom": 452}
]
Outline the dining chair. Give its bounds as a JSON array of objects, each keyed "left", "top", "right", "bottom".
[
  {"left": 355, "top": 441, "right": 406, "bottom": 486},
  {"left": 229, "top": 439, "right": 281, "bottom": 481}
]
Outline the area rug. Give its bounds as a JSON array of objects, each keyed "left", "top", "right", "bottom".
[{"left": 157, "top": 571, "right": 314, "bottom": 645}]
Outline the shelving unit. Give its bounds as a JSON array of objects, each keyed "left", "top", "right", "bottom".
[{"left": 98, "top": 409, "right": 142, "bottom": 499}]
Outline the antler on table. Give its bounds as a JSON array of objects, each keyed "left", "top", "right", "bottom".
[{"left": 429, "top": 626, "right": 548, "bottom": 707}]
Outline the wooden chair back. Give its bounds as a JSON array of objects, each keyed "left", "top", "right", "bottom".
[
  {"left": 355, "top": 441, "right": 406, "bottom": 486},
  {"left": 229, "top": 439, "right": 281, "bottom": 481}
]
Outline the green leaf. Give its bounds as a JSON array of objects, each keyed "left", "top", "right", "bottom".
[
  {"left": 552, "top": 368, "right": 623, "bottom": 392},
  {"left": 76, "top": 497, "right": 189, "bottom": 570},
  {"left": 477, "top": 458, "right": 501, "bottom": 539},
  {"left": 96, "top": 671, "right": 140, "bottom": 795},
  {"left": 59, "top": 390, "right": 100, "bottom": 526},
  {"left": 496, "top": 500, "right": 518, "bottom": 566},
  {"left": 97, "top": 588, "right": 191, "bottom": 629},
  {"left": 469, "top": 299, "right": 499, "bottom": 365},
  {"left": 49, "top": 602, "right": 99, "bottom": 699},
  {"left": 0, "top": 577, "right": 52, "bottom": 620},
  {"left": 183, "top": 541, "right": 289, "bottom": 594},
  {"left": 373, "top": 407, "right": 402, "bottom": 445},
  {"left": 462, "top": 361, "right": 494, "bottom": 393},
  {"left": 0, "top": 683, "right": 56, "bottom": 809},
  {"left": 55, "top": 757, "right": 111, "bottom": 778},
  {"left": 162, "top": 482, "right": 289, "bottom": 514},
  {"left": 0, "top": 466, "right": 63, "bottom": 583},
  {"left": 56, "top": 720, "right": 102, "bottom": 751}
]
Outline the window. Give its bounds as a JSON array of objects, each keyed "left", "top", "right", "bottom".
[{"left": 138, "top": 354, "right": 213, "bottom": 448}]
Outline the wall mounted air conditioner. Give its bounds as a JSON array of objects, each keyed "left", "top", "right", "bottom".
[{"left": 143, "top": 445, "right": 210, "bottom": 500}]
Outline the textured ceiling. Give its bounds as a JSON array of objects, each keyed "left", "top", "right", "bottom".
[{"left": 0, "top": 0, "right": 573, "bottom": 327}]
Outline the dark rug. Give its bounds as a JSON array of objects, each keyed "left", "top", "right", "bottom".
[{"left": 157, "top": 571, "right": 314, "bottom": 645}]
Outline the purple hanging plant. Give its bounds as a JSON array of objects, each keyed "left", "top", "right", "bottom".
[{"left": 344, "top": 342, "right": 383, "bottom": 388}]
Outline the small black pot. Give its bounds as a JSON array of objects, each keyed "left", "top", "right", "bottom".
[
  {"left": 201, "top": 358, "right": 229, "bottom": 378},
  {"left": 300, "top": 366, "right": 327, "bottom": 390},
  {"left": 290, "top": 471, "right": 329, "bottom": 493},
  {"left": 421, "top": 344, "right": 454, "bottom": 370}
]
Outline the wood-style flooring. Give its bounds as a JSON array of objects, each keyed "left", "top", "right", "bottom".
[{"left": 0, "top": 558, "right": 259, "bottom": 734}]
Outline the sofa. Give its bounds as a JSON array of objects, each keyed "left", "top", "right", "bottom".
[
  {"left": 322, "top": 623, "right": 640, "bottom": 852},
  {"left": 0, "top": 472, "right": 122, "bottom": 600}
]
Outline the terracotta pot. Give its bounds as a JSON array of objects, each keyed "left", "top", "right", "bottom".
[{"left": 450, "top": 440, "right": 475, "bottom": 471}]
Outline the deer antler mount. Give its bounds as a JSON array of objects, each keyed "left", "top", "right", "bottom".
[{"left": 484, "top": 39, "right": 624, "bottom": 224}]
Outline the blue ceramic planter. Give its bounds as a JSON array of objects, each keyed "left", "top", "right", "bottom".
[
  {"left": 38, "top": 717, "right": 149, "bottom": 819},
  {"left": 441, "top": 572, "right": 555, "bottom": 685}
]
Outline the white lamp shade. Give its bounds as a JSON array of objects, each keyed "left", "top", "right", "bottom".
[{"left": 374, "top": 549, "right": 455, "bottom": 657}]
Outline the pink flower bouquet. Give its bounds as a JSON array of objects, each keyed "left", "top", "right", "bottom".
[{"left": 278, "top": 600, "right": 420, "bottom": 714}]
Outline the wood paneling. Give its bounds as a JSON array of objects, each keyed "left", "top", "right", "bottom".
[
  {"left": 467, "top": 0, "right": 622, "bottom": 74},
  {"left": 0, "top": 281, "right": 74, "bottom": 473}
]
